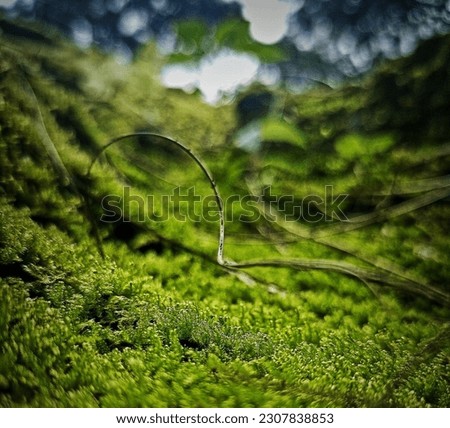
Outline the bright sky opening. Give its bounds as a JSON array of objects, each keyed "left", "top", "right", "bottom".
[
  {"left": 161, "top": 50, "right": 260, "bottom": 104},
  {"left": 162, "top": 0, "right": 298, "bottom": 102},
  {"left": 239, "top": 0, "right": 297, "bottom": 45}
]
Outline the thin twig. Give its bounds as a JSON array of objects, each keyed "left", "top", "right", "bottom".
[
  {"left": 20, "top": 73, "right": 105, "bottom": 257},
  {"left": 90, "top": 133, "right": 450, "bottom": 306},
  {"left": 245, "top": 178, "right": 449, "bottom": 305},
  {"left": 88, "top": 132, "right": 226, "bottom": 265},
  {"left": 311, "top": 187, "right": 450, "bottom": 238}
]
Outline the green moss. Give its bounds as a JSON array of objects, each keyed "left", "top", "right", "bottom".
[{"left": 0, "top": 18, "right": 449, "bottom": 407}]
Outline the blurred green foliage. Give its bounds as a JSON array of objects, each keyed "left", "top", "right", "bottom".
[
  {"left": 335, "top": 133, "right": 395, "bottom": 160},
  {"left": 0, "top": 18, "right": 449, "bottom": 407},
  {"left": 169, "top": 18, "right": 286, "bottom": 64}
]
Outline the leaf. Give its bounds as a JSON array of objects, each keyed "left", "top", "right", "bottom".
[
  {"left": 215, "top": 19, "right": 285, "bottom": 63},
  {"left": 335, "top": 133, "right": 395, "bottom": 160},
  {"left": 174, "top": 19, "right": 210, "bottom": 52},
  {"left": 261, "top": 117, "right": 306, "bottom": 147},
  {"left": 215, "top": 19, "right": 252, "bottom": 48}
]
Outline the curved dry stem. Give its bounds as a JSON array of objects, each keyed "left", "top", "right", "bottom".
[
  {"left": 312, "top": 187, "right": 450, "bottom": 238},
  {"left": 20, "top": 73, "right": 105, "bottom": 257},
  {"left": 245, "top": 178, "right": 449, "bottom": 305},
  {"left": 90, "top": 133, "right": 450, "bottom": 306},
  {"left": 245, "top": 178, "right": 428, "bottom": 285},
  {"left": 22, "top": 76, "right": 72, "bottom": 187},
  {"left": 225, "top": 258, "right": 450, "bottom": 306},
  {"left": 88, "top": 132, "right": 226, "bottom": 264}
]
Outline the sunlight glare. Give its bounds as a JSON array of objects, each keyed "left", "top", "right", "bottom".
[
  {"left": 161, "top": 50, "right": 260, "bottom": 104},
  {"left": 239, "top": 0, "right": 298, "bottom": 44}
]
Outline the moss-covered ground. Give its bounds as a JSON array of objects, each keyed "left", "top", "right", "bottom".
[{"left": 0, "top": 18, "right": 449, "bottom": 407}]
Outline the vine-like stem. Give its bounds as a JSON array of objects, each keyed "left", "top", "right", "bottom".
[
  {"left": 89, "top": 132, "right": 450, "bottom": 306},
  {"left": 88, "top": 132, "right": 226, "bottom": 265}
]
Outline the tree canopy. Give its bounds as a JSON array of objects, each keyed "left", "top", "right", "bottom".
[{"left": 3, "top": 0, "right": 449, "bottom": 83}]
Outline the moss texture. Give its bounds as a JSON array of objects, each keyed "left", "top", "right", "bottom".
[{"left": 0, "top": 18, "right": 449, "bottom": 407}]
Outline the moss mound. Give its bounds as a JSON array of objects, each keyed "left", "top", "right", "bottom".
[{"left": 0, "top": 18, "right": 449, "bottom": 407}]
